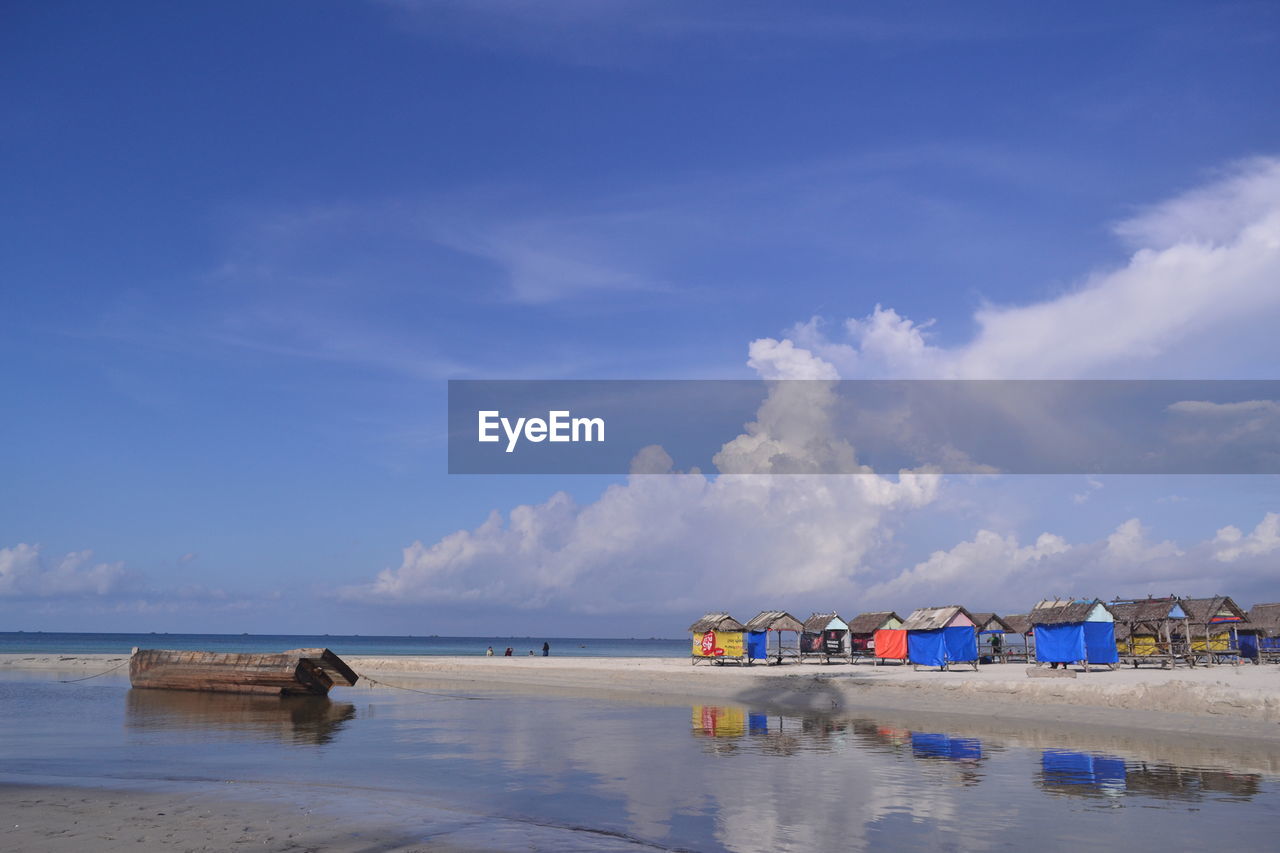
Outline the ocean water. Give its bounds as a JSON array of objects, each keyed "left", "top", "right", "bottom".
[
  {"left": 0, "top": 631, "right": 688, "bottom": 657},
  {"left": 1, "top": 669, "right": 1276, "bottom": 852}
]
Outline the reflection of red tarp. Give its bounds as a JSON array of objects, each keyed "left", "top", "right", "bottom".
[{"left": 874, "top": 628, "right": 908, "bottom": 660}]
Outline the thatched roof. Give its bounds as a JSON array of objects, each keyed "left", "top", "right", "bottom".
[
  {"left": 901, "top": 605, "right": 976, "bottom": 631},
  {"left": 1247, "top": 603, "right": 1280, "bottom": 638},
  {"left": 1180, "top": 596, "right": 1249, "bottom": 626},
  {"left": 688, "top": 612, "right": 745, "bottom": 633},
  {"left": 1029, "top": 598, "right": 1111, "bottom": 625},
  {"left": 1004, "top": 613, "right": 1033, "bottom": 635},
  {"left": 1108, "top": 597, "right": 1186, "bottom": 625},
  {"left": 848, "top": 611, "right": 901, "bottom": 635},
  {"left": 802, "top": 612, "right": 849, "bottom": 633},
  {"left": 742, "top": 610, "right": 804, "bottom": 632},
  {"left": 970, "top": 612, "right": 1012, "bottom": 633}
]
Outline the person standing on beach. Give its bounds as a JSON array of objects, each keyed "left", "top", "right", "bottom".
[
  {"left": 486, "top": 646, "right": 494, "bottom": 656},
  {"left": 542, "top": 641, "right": 550, "bottom": 657}
]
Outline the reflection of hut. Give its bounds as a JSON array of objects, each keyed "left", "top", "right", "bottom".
[
  {"left": 1030, "top": 599, "right": 1119, "bottom": 670},
  {"left": 1003, "top": 613, "right": 1034, "bottom": 661},
  {"left": 689, "top": 613, "right": 748, "bottom": 665},
  {"left": 1109, "top": 597, "right": 1189, "bottom": 668},
  {"left": 848, "top": 611, "right": 902, "bottom": 661},
  {"left": 971, "top": 613, "right": 1012, "bottom": 662},
  {"left": 800, "top": 613, "right": 852, "bottom": 663},
  {"left": 742, "top": 611, "right": 804, "bottom": 665},
  {"left": 1181, "top": 597, "right": 1251, "bottom": 664},
  {"left": 902, "top": 606, "right": 979, "bottom": 671},
  {"left": 1245, "top": 603, "right": 1280, "bottom": 662}
]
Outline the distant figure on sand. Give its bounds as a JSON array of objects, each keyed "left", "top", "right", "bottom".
[
  {"left": 486, "top": 646, "right": 494, "bottom": 656},
  {"left": 543, "top": 641, "right": 550, "bottom": 657},
  {"left": 528, "top": 650, "right": 534, "bottom": 655},
  {"left": 504, "top": 647, "right": 513, "bottom": 656}
]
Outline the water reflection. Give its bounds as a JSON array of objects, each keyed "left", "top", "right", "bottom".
[
  {"left": 126, "top": 688, "right": 356, "bottom": 745},
  {"left": 1038, "top": 748, "right": 1263, "bottom": 805}
]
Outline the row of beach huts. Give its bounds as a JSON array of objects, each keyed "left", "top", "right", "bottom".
[{"left": 689, "top": 596, "right": 1280, "bottom": 670}]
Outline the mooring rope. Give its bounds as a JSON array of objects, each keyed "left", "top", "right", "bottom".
[
  {"left": 355, "top": 672, "right": 490, "bottom": 700},
  {"left": 56, "top": 658, "right": 131, "bottom": 683}
]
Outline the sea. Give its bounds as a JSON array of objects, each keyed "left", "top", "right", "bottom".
[{"left": 0, "top": 631, "right": 689, "bottom": 657}]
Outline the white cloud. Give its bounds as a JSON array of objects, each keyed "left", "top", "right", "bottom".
[
  {"left": 1213, "top": 512, "right": 1280, "bottom": 562},
  {"left": 353, "top": 160, "right": 1280, "bottom": 615},
  {"left": 782, "top": 158, "right": 1280, "bottom": 379},
  {"left": 0, "top": 544, "right": 128, "bottom": 598}
]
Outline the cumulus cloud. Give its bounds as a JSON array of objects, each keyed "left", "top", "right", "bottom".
[
  {"left": 350, "top": 349, "right": 939, "bottom": 611},
  {"left": 865, "top": 515, "right": 1269, "bottom": 612},
  {"left": 0, "top": 544, "right": 128, "bottom": 598},
  {"left": 353, "top": 159, "right": 1280, "bottom": 616},
  {"left": 780, "top": 158, "right": 1280, "bottom": 379},
  {"left": 1213, "top": 512, "right": 1280, "bottom": 562}
]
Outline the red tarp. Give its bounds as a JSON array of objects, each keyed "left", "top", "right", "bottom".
[{"left": 874, "top": 628, "right": 908, "bottom": 660}]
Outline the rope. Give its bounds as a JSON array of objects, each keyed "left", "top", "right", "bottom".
[
  {"left": 57, "top": 659, "right": 131, "bottom": 683},
  {"left": 356, "top": 672, "right": 490, "bottom": 700}
]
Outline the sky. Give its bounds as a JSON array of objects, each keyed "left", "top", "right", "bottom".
[{"left": 2, "top": 1, "right": 1279, "bottom": 636}]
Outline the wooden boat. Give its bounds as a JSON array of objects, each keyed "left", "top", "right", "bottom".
[{"left": 129, "top": 648, "right": 359, "bottom": 696}]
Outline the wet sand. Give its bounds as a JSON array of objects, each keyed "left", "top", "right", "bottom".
[{"left": 6, "top": 652, "right": 1278, "bottom": 737}]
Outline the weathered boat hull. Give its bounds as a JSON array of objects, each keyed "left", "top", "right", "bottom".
[{"left": 129, "top": 648, "right": 359, "bottom": 696}]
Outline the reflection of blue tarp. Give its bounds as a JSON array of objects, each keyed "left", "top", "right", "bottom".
[
  {"left": 1082, "top": 622, "right": 1119, "bottom": 664},
  {"left": 909, "top": 627, "right": 977, "bottom": 666},
  {"left": 1042, "top": 750, "right": 1126, "bottom": 788},
  {"left": 1035, "top": 624, "right": 1086, "bottom": 663},
  {"left": 746, "top": 631, "right": 768, "bottom": 660},
  {"left": 912, "top": 732, "right": 982, "bottom": 761},
  {"left": 748, "top": 712, "right": 768, "bottom": 734}
]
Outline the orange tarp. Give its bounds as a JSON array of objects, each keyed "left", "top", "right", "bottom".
[{"left": 874, "top": 628, "right": 908, "bottom": 660}]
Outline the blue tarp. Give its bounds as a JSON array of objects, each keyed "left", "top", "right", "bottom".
[
  {"left": 1082, "top": 621, "right": 1119, "bottom": 664},
  {"left": 907, "top": 629, "right": 946, "bottom": 667},
  {"left": 1034, "top": 623, "right": 1086, "bottom": 663},
  {"left": 943, "top": 625, "right": 978, "bottom": 662},
  {"left": 909, "top": 627, "right": 977, "bottom": 666},
  {"left": 1239, "top": 633, "right": 1259, "bottom": 659},
  {"left": 746, "top": 631, "right": 768, "bottom": 660}
]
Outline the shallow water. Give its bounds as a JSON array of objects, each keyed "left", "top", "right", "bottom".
[{"left": 1, "top": 671, "right": 1276, "bottom": 852}]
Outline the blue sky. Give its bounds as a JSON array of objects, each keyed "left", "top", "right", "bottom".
[{"left": 3, "top": 1, "right": 1279, "bottom": 635}]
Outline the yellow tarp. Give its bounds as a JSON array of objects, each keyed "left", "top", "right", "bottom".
[{"left": 692, "top": 629, "right": 744, "bottom": 658}]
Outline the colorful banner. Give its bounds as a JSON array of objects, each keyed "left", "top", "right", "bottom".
[{"left": 692, "top": 629, "right": 744, "bottom": 658}]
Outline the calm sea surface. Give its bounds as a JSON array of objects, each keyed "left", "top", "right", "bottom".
[
  {"left": 0, "top": 631, "right": 688, "bottom": 657},
  {"left": 0, "top": 669, "right": 1276, "bottom": 852}
]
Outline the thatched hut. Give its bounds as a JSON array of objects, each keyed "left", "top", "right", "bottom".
[
  {"left": 742, "top": 610, "right": 804, "bottom": 665},
  {"left": 689, "top": 613, "right": 747, "bottom": 665},
  {"left": 902, "top": 606, "right": 979, "bottom": 671},
  {"left": 1109, "top": 597, "right": 1190, "bottom": 668},
  {"left": 800, "top": 612, "right": 852, "bottom": 663},
  {"left": 848, "top": 611, "right": 902, "bottom": 661},
  {"left": 1030, "top": 599, "right": 1118, "bottom": 670},
  {"left": 1245, "top": 602, "right": 1280, "bottom": 662},
  {"left": 971, "top": 612, "right": 1013, "bottom": 661},
  {"left": 1180, "top": 597, "right": 1251, "bottom": 664}
]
